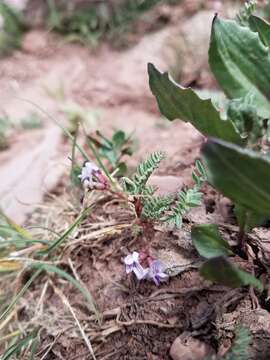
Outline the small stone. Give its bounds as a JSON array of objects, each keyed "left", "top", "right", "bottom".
[
  {"left": 170, "top": 336, "right": 215, "bottom": 360},
  {"left": 147, "top": 175, "right": 182, "bottom": 196},
  {"left": 21, "top": 30, "right": 48, "bottom": 55}
]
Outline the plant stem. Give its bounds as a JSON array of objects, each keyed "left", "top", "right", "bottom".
[{"left": 238, "top": 210, "right": 251, "bottom": 254}]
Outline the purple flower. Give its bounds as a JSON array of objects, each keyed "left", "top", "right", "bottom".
[
  {"left": 124, "top": 252, "right": 148, "bottom": 280},
  {"left": 79, "top": 162, "right": 100, "bottom": 188},
  {"left": 147, "top": 260, "right": 168, "bottom": 286},
  {"left": 78, "top": 161, "right": 108, "bottom": 190}
]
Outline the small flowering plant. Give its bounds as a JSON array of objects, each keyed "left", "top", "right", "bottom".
[
  {"left": 124, "top": 251, "right": 168, "bottom": 286},
  {"left": 78, "top": 161, "right": 109, "bottom": 190},
  {"left": 77, "top": 151, "right": 205, "bottom": 230}
]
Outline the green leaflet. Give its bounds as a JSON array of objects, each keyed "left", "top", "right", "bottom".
[
  {"left": 223, "top": 327, "right": 251, "bottom": 360},
  {"left": 148, "top": 63, "right": 241, "bottom": 144},
  {"left": 192, "top": 224, "right": 232, "bottom": 259},
  {"left": 209, "top": 16, "right": 270, "bottom": 118},
  {"left": 200, "top": 256, "right": 263, "bottom": 292},
  {"left": 249, "top": 15, "right": 270, "bottom": 47},
  {"left": 201, "top": 138, "right": 270, "bottom": 215}
]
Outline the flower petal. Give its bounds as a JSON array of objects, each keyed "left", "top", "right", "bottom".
[{"left": 133, "top": 263, "right": 149, "bottom": 280}]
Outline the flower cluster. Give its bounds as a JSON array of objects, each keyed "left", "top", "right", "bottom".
[
  {"left": 78, "top": 161, "right": 108, "bottom": 190},
  {"left": 124, "top": 251, "right": 168, "bottom": 286}
]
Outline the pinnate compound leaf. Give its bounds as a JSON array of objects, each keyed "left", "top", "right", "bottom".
[
  {"left": 200, "top": 256, "right": 263, "bottom": 292},
  {"left": 209, "top": 16, "right": 270, "bottom": 117},
  {"left": 192, "top": 224, "right": 232, "bottom": 259},
  {"left": 249, "top": 15, "right": 270, "bottom": 47},
  {"left": 202, "top": 138, "right": 270, "bottom": 215},
  {"left": 148, "top": 63, "right": 241, "bottom": 144}
]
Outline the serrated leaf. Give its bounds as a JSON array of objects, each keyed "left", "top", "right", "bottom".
[
  {"left": 200, "top": 256, "right": 263, "bottom": 292},
  {"left": 148, "top": 63, "right": 241, "bottom": 144},
  {"left": 192, "top": 224, "right": 232, "bottom": 259},
  {"left": 209, "top": 16, "right": 270, "bottom": 117},
  {"left": 249, "top": 15, "right": 270, "bottom": 47},
  {"left": 202, "top": 138, "right": 270, "bottom": 215}
]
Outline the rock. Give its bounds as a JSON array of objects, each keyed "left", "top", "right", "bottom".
[
  {"left": 170, "top": 335, "right": 215, "bottom": 360},
  {"left": 176, "top": 11, "right": 215, "bottom": 85},
  {"left": 0, "top": 127, "right": 65, "bottom": 224},
  {"left": 158, "top": 248, "right": 199, "bottom": 277},
  {"left": 21, "top": 30, "right": 49, "bottom": 55},
  {"left": 147, "top": 175, "right": 182, "bottom": 196}
]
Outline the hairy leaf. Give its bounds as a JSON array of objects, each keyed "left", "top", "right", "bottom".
[
  {"left": 192, "top": 224, "right": 232, "bottom": 258},
  {"left": 202, "top": 138, "right": 270, "bottom": 215},
  {"left": 200, "top": 256, "right": 263, "bottom": 291},
  {"left": 148, "top": 63, "right": 241, "bottom": 144},
  {"left": 209, "top": 16, "right": 270, "bottom": 117}
]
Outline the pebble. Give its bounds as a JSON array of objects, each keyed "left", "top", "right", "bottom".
[{"left": 170, "top": 336, "right": 215, "bottom": 360}]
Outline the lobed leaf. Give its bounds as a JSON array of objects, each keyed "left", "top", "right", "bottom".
[{"left": 148, "top": 63, "right": 241, "bottom": 144}]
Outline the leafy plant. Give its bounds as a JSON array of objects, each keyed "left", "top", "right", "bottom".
[
  {"left": 0, "top": 2, "right": 27, "bottom": 55},
  {"left": 47, "top": 0, "right": 182, "bottom": 47},
  {"left": 121, "top": 152, "right": 206, "bottom": 226},
  {"left": 88, "top": 129, "right": 135, "bottom": 176},
  {"left": 148, "top": 0, "right": 269, "bottom": 290},
  {"left": 236, "top": 0, "right": 257, "bottom": 25},
  {"left": 19, "top": 112, "right": 43, "bottom": 130},
  {"left": 206, "top": 326, "right": 251, "bottom": 360},
  {"left": 222, "top": 326, "right": 251, "bottom": 360},
  {"left": 0, "top": 113, "right": 43, "bottom": 151}
]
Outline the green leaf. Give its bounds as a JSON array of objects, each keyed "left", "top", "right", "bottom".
[
  {"left": 200, "top": 256, "right": 263, "bottom": 292},
  {"left": 249, "top": 15, "right": 270, "bottom": 47},
  {"left": 116, "top": 162, "right": 127, "bottom": 176},
  {"left": 192, "top": 224, "right": 232, "bottom": 259},
  {"left": 209, "top": 16, "right": 270, "bottom": 118},
  {"left": 234, "top": 204, "right": 267, "bottom": 232},
  {"left": 202, "top": 138, "right": 270, "bottom": 215},
  {"left": 112, "top": 130, "right": 126, "bottom": 148},
  {"left": 148, "top": 63, "right": 241, "bottom": 144}
]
